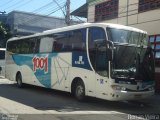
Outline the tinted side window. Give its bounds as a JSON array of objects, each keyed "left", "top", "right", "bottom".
[
  {"left": 0, "top": 51, "right": 5, "bottom": 59},
  {"left": 7, "top": 41, "right": 19, "bottom": 53},
  {"left": 17, "top": 38, "right": 39, "bottom": 54},
  {"left": 52, "top": 32, "right": 70, "bottom": 52},
  {"left": 34, "top": 38, "right": 40, "bottom": 53},
  {"left": 52, "top": 29, "right": 86, "bottom": 52},
  {"left": 69, "top": 29, "right": 86, "bottom": 51},
  {"left": 7, "top": 38, "right": 40, "bottom": 54},
  {"left": 19, "top": 39, "right": 34, "bottom": 54}
]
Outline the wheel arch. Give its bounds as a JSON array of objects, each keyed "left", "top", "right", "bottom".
[
  {"left": 16, "top": 71, "right": 21, "bottom": 81},
  {"left": 71, "top": 77, "right": 86, "bottom": 94}
]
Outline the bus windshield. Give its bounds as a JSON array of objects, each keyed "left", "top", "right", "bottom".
[
  {"left": 107, "top": 28, "right": 148, "bottom": 45},
  {"left": 107, "top": 28, "right": 154, "bottom": 81}
]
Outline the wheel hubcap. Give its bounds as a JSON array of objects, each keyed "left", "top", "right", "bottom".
[
  {"left": 76, "top": 86, "right": 84, "bottom": 97},
  {"left": 17, "top": 78, "right": 21, "bottom": 85}
]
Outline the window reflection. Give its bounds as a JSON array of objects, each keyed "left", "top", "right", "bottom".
[
  {"left": 156, "top": 52, "right": 160, "bottom": 58},
  {"left": 156, "top": 36, "right": 160, "bottom": 42},
  {"left": 149, "top": 36, "right": 155, "bottom": 42}
]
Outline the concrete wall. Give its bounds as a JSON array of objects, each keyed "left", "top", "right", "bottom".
[
  {"left": 88, "top": 0, "right": 106, "bottom": 22},
  {"left": 87, "top": 0, "right": 160, "bottom": 35}
]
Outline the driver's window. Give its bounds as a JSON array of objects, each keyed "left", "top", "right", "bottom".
[
  {"left": 88, "top": 27, "right": 106, "bottom": 49},
  {"left": 88, "top": 27, "right": 108, "bottom": 77}
]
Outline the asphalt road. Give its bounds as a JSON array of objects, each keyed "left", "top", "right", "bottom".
[{"left": 0, "top": 78, "right": 160, "bottom": 120}]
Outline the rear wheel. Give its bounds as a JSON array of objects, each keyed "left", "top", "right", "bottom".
[
  {"left": 16, "top": 73, "right": 23, "bottom": 88},
  {"left": 75, "top": 81, "right": 85, "bottom": 101}
]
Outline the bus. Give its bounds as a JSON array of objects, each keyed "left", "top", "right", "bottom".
[
  {"left": 5, "top": 23, "right": 155, "bottom": 101},
  {"left": 0, "top": 48, "right": 6, "bottom": 77}
]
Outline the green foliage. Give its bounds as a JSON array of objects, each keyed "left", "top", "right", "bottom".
[{"left": 0, "top": 22, "right": 12, "bottom": 47}]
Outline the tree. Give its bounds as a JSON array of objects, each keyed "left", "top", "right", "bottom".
[{"left": 0, "top": 22, "right": 12, "bottom": 47}]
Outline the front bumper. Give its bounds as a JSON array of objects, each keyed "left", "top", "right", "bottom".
[{"left": 108, "top": 90, "right": 154, "bottom": 101}]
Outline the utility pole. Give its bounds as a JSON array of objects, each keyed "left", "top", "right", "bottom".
[
  {"left": 52, "top": 0, "right": 70, "bottom": 25},
  {"left": 65, "top": 0, "right": 70, "bottom": 26}
]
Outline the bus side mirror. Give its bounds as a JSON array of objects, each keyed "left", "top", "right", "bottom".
[
  {"left": 106, "top": 40, "right": 114, "bottom": 61},
  {"left": 94, "top": 39, "right": 105, "bottom": 48},
  {"left": 107, "top": 48, "right": 112, "bottom": 61}
]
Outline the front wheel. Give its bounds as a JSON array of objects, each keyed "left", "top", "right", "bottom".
[
  {"left": 16, "top": 73, "right": 23, "bottom": 88},
  {"left": 75, "top": 81, "right": 85, "bottom": 101}
]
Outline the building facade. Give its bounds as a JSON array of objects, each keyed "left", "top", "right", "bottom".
[
  {"left": 72, "top": 0, "right": 160, "bottom": 93},
  {"left": 0, "top": 12, "right": 7, "bottom": 23},
  {"left": 6, "top": 11, "right": 79, "bottom": 36}
]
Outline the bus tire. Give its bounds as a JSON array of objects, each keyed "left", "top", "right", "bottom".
[
  {"left": 16, "top": 73, "right": 23, "bottom": 88},
  {"left": 75, "top": 81, "right": 85, "bottom": 101}
]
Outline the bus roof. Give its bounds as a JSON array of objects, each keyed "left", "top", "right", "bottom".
[{"left": 7, "top": 23, "right": 147, "bottom": 42}]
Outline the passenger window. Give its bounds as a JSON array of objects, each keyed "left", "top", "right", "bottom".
[
  {"left": 7, "top": 38, "right": 40, "bottom": 54},
  {"left": 52, "top": 32, "right": 70, "bottom": 52},
  {"left": 69, "top": 29, "right": 86, "bottom": 51},
  {"left": 52, "top": 29, "right": 86, "bottom": 52}
]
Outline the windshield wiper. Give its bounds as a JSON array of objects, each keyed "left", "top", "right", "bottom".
[{"left": 114, "top": 42, "right": 129, "bottom": 46}]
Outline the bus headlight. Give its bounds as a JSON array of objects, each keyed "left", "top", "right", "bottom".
[{"left": 111, "top": 85, "right": 126, "bottom": 91}]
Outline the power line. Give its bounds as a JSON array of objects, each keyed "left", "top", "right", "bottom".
[
  {"left": 1, "top": 0, "right": 81, "bottom": 28},
  {"left": 42, "top": 2, "right": 66, "bottom": 15},
  {"left": 23, "top": 7, "right": 65, "bottom": 25},
  {"left": 7, "top": 0, "right": 33, "bottom": 12},
  {"left": 52, "top": 0, "right": 71, "bottom": 25},
  {"left": 47, "top": 7, "right": 64, "bottom": 16},
  {"left": 33, "top": 1, "right": 65, "bottom": 15},
  {"left": 4, "top": 0, "right": 25, "bottom": 10},
  {"left": 32, "top": 1, "right": 54, "bottom": 13},
  {"left": 71, "top": 16, "right": 86, "bottom": 23},
  {"left": 19, "top": 3, "right": 66, "bottom": 25},
  {"left": 0, "top": 0, "right": 13, "bottom": 8},
  {"left": 53, "top": 0, "right": 66, "bottom": 17},
  {"left": 42, "top": 6, "right": 62, "bottom": 15}
]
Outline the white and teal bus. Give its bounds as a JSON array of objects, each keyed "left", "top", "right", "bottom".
[{"left": 5, "top": 23, "right": 155, "bottom": 101}]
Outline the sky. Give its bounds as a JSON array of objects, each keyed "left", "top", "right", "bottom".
[{"left": 0, "top": 0, "right": 86, "bottom": 19}]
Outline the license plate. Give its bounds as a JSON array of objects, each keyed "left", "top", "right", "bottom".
[{"left": 134, "top": 94, "right": 142, "bottom": 98}]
